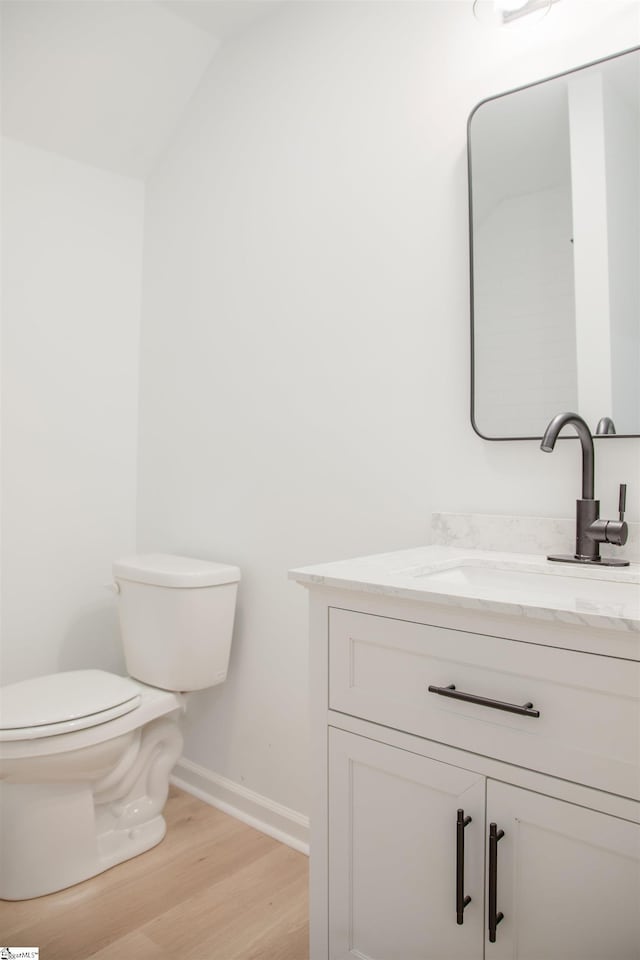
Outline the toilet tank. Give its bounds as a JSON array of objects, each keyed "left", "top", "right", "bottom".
[{"left": 112, "top": 554, "right": 241, "bottom": 692}]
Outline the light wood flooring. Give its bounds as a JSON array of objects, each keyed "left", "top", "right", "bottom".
[{"left": 0, "top": 785, "right": 309, "bottom": 960}]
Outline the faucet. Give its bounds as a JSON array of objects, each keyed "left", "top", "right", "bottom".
[
  {"left": 540, "top": 412, "right": 629, "bottom": 567},
  {"left": 596, "top": 416, "right": 616, "bottom": 435}
]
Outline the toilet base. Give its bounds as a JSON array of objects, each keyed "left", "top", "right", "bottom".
[
  {"left": 98, "top": 810, "right": 167, "bottom": 872},
  {"left": 0, "top": 780, "right": 168, "bottom": 900},
  {"left": 0, "top": 715, "right": 182, "bottom": 900}
]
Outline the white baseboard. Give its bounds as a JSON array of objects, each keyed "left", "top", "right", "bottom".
[{"left": 171, "top": 757, "right": 309, "bottom": 855}]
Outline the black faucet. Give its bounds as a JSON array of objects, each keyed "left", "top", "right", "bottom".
[
  {"left": 596, "top": 416, "right": 616, "bottom": 436},
  {"left": 541, "top": 412, "right": 629, "bottom": 567}
]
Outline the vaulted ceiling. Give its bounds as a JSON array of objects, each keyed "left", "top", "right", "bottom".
[{"left": 1, "top": 1, "right": 278, "bottom": 179}]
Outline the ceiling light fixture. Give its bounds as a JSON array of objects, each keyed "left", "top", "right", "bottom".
[
  {"left": 473, "top": 0, "right": 560, "bottom": 26},
  {"left": 496, "top": 0, "right": 531, "bottom": 11}
]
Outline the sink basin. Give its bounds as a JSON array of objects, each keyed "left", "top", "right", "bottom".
[{"left": 415, "top": 561, "right": 640, "bottom": 612}]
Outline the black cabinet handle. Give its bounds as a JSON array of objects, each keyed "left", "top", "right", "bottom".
[
  {"left": 488, "top": 822, "right": 505, "bottom": 942},
  {"left": 428, "top": 683, "right": 540, "bottom": 718},
  {"left": 456, "top": 808, "right": 472, "bottom": 924}
]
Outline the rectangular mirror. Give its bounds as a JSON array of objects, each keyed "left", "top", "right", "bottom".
[{"left": 468, "top": 46, "right": 640, "bottom": 440}]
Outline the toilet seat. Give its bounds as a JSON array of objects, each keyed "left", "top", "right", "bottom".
[{"left": 0, "top": 670, "right": 141, "bottom": 741}]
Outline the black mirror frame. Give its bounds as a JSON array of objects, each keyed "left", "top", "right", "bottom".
[{"left": 468, "top": 44, "right": 640, "bottom": 442}]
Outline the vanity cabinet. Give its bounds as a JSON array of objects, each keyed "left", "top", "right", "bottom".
[
  {"left": 485, "top": 781, "right": 640, "bottom": 960},
  {"left": 328, "top": 608, "right": 640, "bottom": 800},
  {"left": 303, "top": 588, "right": 640, "bottom": 960},
  {"left": 329, "top": 728, "right": 485, "bottom": 960},
  {"left": 329, "top": 727, "right": 640, "bottom": 960}
]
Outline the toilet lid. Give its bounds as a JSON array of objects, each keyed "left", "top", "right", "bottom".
[{"left": 0, "top": 670, "right": 141, "bottom": 740}]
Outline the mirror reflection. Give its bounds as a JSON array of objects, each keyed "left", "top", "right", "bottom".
[{"left": 469, "top": 47, "right": 640, "bottom": 439}]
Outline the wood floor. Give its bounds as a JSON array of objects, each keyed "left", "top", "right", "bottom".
[{"left": 0, "top": 786, "right": 309, "bottom": 960}]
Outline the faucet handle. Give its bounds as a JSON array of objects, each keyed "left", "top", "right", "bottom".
[
  {"left": 619, "top": 483, "right": 627, "bottom": 521},
  {"left": 602, "top": 484, "right": 629, "bottom": 547}
]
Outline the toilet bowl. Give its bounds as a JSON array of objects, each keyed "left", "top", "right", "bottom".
[{"left": 0, "top": 554, "right": 240, "bottom": 900}]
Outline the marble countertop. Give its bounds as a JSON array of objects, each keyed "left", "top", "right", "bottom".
[{"left": 289, "top": 545, "right": 640, "bottom": 632}]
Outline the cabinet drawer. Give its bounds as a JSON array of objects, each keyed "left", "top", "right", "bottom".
[{"left": 329, "top": 608, "right": 640, "bottom": 800}]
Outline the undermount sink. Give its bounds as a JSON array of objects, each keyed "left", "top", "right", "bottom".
[{"left": 414, "top": 561, "right": 640, "bottom": 611}]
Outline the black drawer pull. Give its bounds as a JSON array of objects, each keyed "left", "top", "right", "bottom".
[
  {"left": 456, "top": 809, "right": 472, "bottom": 924},
  {"left": 427, "top": 683, "right": 540, "bottom": 718},
  {"left": 488, "top": 822, "right": 505, "bottom": 942}
]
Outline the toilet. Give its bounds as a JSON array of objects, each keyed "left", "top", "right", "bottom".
[{"left": 0, "top": 553, "right": 240, "bottom": 901}]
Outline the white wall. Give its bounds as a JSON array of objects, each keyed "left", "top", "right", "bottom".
[
  {"left": 1, "top": 139, "right": 144, "bottom": 684},
  {"left": 139, "top": 0, "right": 640, "bottom": 820}
]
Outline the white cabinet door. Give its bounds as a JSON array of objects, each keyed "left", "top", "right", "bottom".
[
  {"left": 328, "top": 728, "right": 485, "bottom": 960},
  {"left": 486, "top": 780, "right": 640, "bottom": 960}
]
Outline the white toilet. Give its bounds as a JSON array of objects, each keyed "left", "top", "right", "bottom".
[{"left": 0, "top": 553, "right": 240, "bottom": 901}]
